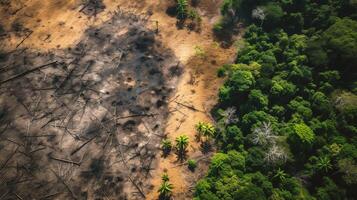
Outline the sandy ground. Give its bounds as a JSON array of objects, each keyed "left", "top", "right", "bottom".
[
  {"left": 0, "top": 0, "right": 239, "bottom": 199},
  {"left": 138, "top": 1, "right": 239, "bottom": 199}
]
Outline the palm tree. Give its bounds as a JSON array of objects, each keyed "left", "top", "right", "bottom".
[
  {"left": 202, "top": 123, "right": 215, "bottom": 141},
  {"left": 273, "top": 168, "right": 287, "bottom": 182},
  {"left": 316, "top": 156, "right": 332, "bottom": 173},
  {"left": 195, "top": 122, "right": 205, "bottom": 141},
  {"left": 161, "top": 173, "right": 169, "bottom": 182},
  {"left": 176, "top": 0, "right": 188, "bottom": 19},
  {"left": 158, "top": 181, "right": 173, "bottom": 200},
  {"left": 161, "top": 139, "right": 172, "bottom": 156},
  {"left": 195, "top": 122, "right": 216, "bottom": 142},
  {"left": 211, "top": 159, "right": 224, "bottom": 175},
  {"left": 175, "top": 135, "right": 189, "bottom": 161}
]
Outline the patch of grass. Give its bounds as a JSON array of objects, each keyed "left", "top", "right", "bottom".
[{"left": 194, "top": 46, "right": 206, "bottom": 58}]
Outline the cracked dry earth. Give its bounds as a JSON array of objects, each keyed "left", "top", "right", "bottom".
[{"left": 0, "top": 0, "right": 238, "bottom": 199}]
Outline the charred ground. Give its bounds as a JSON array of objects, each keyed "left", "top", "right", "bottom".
[{"left": 0, "top": 9, "right": 181, "bottom": 200}]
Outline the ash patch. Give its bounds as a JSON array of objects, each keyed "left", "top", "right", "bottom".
[
  {"left": 0, "top": 10, "right": 180, "bottom": 200},
  {"left": 80, "top": 0, "right": 106, "bottom": 17}
]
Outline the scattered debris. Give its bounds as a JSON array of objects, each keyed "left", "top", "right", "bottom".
[{"left": 0, "top": 8, "right": 182, "bottom": 199}]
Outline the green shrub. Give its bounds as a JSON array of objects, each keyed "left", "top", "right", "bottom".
[{"left": 188, "top": 159, "right": 198, "bottom": 171}]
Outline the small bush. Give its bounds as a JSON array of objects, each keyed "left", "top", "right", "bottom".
[
  {"left": 161, "top": 173, "right": 170, "bottom": 182},
  {"left": 217, "top": 67, "right": 226, "bottom": 77},
  {"left": 187, "top": 159, "right": 197, "bottom": 171},
  {"left": 213, "top": 21, "right": 224, "bottom": 33},
  {"left": 161, "top": 139, "right": 172, "bottom": 156},
  {"left": 194, "top": 46, "right": 206, "bottom": 58},
  {"left": 176, "top": 0, "right": 188, "bottom": 19},
  {"left": 188, "top": 9, "right": 199, "bottom": 20}
]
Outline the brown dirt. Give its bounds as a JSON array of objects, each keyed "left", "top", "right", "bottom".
[
  {"left": 0, "top": 0, "right": 239, "bottom": 199},
  {"left": 147, "top": 44, "right": 237, "bottom": 200},
  {"left": 143, "top": 1, "right": 239, "bottom": 199}
]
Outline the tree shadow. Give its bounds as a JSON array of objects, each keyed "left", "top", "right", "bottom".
[
  {"left": 159, "top": 194, "right": 172, "bottom": 200},
  {"left": 176, "top": 19, "right": 186, "bottom": 30},
  {"left": 175, "top": 149, "right": 188, "bottom": 162},
  {"left": 213, "top": 18, "right": 242, "bottom": 48},
  {"left": 200, "top": 141, "right": 212, "bottom": 154},
  {"left": 162, "top": 148, "right": 172, "bottom": 158}
]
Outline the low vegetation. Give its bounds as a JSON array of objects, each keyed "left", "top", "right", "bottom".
[
  {"left": 169, "top": 0, "right": 202, "bottom": 31},
  {"left": 158, "top": 173, "right": 174, "bottom": 200},
  {"left": 161, "top": 138, "right": 173, "bottom": 157}
]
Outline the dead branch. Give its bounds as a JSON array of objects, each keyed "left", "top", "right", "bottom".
[
  {"left": 49, "top": 156, "right": 81, "bottom": 166},
  {"left": 29, "top": 147, "right": 46, "bottom": 154},
  {"left": 127, "top": 175, "right": 146, "bottom": 199},
  {"left": 103, "top": 107, "right": 117, "bottom": 149},
  {"left": 0, "top": 147, "right": 18, "bottom": 172},
  {"left": 13, "top": 193, "right": 23, "bottom": 200},
  {"left": 17, "top": 98, "right": 33, "bottom": 117},
  {"left": 38, "top": 192, "right": 62, "bottom": 200},
  {"left": 5, "top": 138, "right": 23, "bottom": 146},
  {"left": 15, "top": 31, "right": 33, "bottom": 49},
  {"left": 0, "top": 123, "right": 10, "bottom": 136},
  {"left": 174, "top": 100, "right": 204, "bottom": 112},
  {"left": 50, "top": 169, "right": 77, "bottom": 200},
  {"left": 56, "top": 63, "right": 77, "bottom": 93},
  {"left": 113, "top": 133, "right": 146, "bottom": 199},
  {"left": 41, "top": 117, "right": 60, "bottom": 129},
  {"left": 0, "top": 61, "right": 58, "bottom": 85},
  {"left": 70, "top": 135, "right": 96, "bottom": 155},
  {"left": 24, "top": 134, "right": 56, "bottom": 138},
  {"left": 116, "top": 113, "right": 158, "bottom": 120},
  {"left": 0, "top": 190, "right": 9, "bottom": 200}
]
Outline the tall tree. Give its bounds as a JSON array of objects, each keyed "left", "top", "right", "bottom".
[
  {"left": 158, "top": 181, "right": 174, "bottom": 199},
  {"left": 175, "top": 135, "right": 189, "bottom": 161}
]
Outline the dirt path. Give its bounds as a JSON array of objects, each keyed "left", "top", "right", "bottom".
[{"left": 0, "top": 0, "right": 238, "bottom": 199}]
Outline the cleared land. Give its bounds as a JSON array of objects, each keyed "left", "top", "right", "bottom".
[{"left": 0, "top": 0, "right": 239, "bottom": 199}]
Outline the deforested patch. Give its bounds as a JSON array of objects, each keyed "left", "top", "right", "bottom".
[{"left": 0, "top": 9, "right": 181, "bottom": 200}]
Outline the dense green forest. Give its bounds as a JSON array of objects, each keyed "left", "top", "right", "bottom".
[{"left": 194, "top": 0, "right": 357, "bottom": 199}]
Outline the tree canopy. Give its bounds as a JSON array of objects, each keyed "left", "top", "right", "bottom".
[{"left": 195, "top": 0, "right": 357, "bottom": 199}]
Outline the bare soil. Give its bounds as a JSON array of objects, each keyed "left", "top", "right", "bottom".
[{"left": 0, "top": 0, "right": 240, "bottom": 199}]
